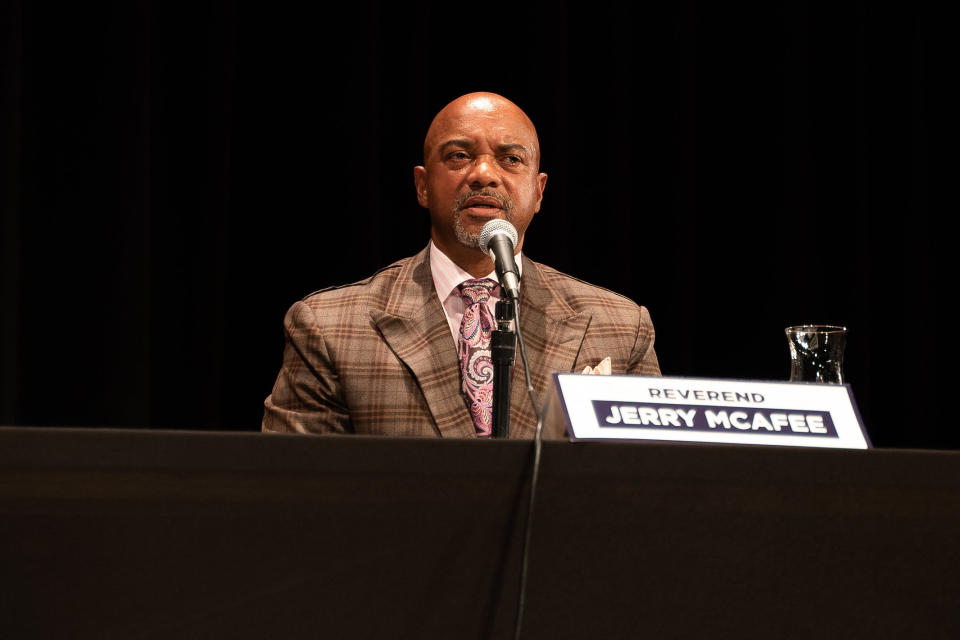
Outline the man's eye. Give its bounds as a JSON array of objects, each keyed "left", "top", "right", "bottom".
[
  {"left": 502, "top": 155, "right": 522, "bottom": 165},
  {"left": 448, "top": 152, "right": 470, "bottom": 161}
]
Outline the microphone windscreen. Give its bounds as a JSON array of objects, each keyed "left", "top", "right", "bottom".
[{"left": 477, "top": 220, "right": 518, "bottom": 257}]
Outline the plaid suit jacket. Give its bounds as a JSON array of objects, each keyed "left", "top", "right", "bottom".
[{"left": 262, "top": 245, "right": 660, "bottom": 438}]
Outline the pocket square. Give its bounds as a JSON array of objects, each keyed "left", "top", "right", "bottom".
[{"left": 581, "top": 357, "right": 612, "bottom": 375}]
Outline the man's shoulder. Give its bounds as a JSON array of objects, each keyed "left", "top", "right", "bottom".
[
  {"left": 527, "top": 258, "right": 645, "bottom": 314},
  {"left": 302, "top": 258, "right": 404, "bottom": 306},
  {"left": 300, "top": 255, "right": 411, "bottom": 309}
]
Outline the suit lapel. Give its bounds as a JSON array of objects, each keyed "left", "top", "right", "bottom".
[
  {"left": 509, "top": 257, "right": 591, "bottom": 439},
  {"left": 370, "top": 248, "right": 590, "bottom": 440},
  {"left": 370, "top": 246, "right": 477, "bottom": 438}
]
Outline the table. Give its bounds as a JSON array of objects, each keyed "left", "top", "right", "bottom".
[{"left": 1, "top": 427, "right": 958, "bottom": 638}]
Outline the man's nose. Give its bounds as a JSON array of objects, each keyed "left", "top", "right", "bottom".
[{"left": 466, "top": 155, "right": 499, "bottom": 189}]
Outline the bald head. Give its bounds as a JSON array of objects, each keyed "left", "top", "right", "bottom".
[
  {"left": 423, "top": 92, "right": 542, "bottom": 169},
  {"left": 413, "top": 92, "right": 548, "bottom": 277}
]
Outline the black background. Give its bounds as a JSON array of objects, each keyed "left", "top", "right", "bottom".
[{"left": 1, "top": 2, "right": 954, "bottom": 448}]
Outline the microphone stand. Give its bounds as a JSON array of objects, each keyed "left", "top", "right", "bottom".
[{"left": 490, "top": 298, "right": 516, "bottom": 438}]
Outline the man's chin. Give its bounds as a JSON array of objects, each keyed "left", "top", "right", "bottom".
[
  {"left": 453, "top": 219, "right": 485, "bottom": 248},
  {"left": 454, "top": 229, "right": 482, "bottom": 249},
  {"left": 453, "top": 208, "right": 513, "bottom": 249}
]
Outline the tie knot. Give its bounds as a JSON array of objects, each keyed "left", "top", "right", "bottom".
[{"left": 458, "top": 278, "right": 497, "bottom": 305}]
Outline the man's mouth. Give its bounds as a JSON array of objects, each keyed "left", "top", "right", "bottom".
[{"left": 461, "top": 195, "right": 503, "bottom": 211}]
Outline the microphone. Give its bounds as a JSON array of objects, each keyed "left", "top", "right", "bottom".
[{"left": 478, "top": 220, "right": 520, "bottom": 300}]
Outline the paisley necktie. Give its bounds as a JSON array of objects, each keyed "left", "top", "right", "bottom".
[{"left": 457, "top": 279, "right": 498, "bottom": 436}]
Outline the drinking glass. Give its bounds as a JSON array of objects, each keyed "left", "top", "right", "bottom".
[{"left": 785, "top": 325, "right": 847, "bottom": 384}]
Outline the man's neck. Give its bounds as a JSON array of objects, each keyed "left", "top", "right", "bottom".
[
  {"left": 431, "top": 236, "right": 522, "bottom": 278},
  {"left": 431, "top": 239, "right": 495, "bottom": 278}
]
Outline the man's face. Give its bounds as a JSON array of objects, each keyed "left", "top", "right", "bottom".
[{"left": 414, "top": 95, "right": 548, "bottom": 259}]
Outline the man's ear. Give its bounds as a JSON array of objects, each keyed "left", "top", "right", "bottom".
[
  {"left": 533, "top": 172, "right": 548, "bottom": 213},
  {"left": 413, "top": 166, "right": 428, "bottom": 208}
]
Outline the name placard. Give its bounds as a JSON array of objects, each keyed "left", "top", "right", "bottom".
[{"left": 553, "top": 374, "right": 870, "bottom": 449}]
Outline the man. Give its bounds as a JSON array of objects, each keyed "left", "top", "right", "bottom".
[{"left": 262, "top": 93, "right": 660, "bottom": 438}]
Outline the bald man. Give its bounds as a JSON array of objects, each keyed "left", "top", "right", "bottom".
[{"left": 263, "top": 93, "right": 660, "bottom": 438}]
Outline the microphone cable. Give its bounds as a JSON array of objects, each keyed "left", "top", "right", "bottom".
[{"left": 510, "top": 296, "right": 546, "bottom": 640}]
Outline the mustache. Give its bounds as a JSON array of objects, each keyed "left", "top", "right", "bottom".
[{"left": 455, "top": 189, "right": 510, "bottom": 210}]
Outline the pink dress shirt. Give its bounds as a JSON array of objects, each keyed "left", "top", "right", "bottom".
[{"left": 429, "top": 241, "right": 523, "bottom": 348}]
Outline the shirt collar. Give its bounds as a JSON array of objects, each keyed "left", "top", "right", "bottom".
[{"left": 429, "top": 240, "right": 523, "bottom": 300}]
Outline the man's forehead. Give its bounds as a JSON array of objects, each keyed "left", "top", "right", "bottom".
[
  {"left": 435, "top": 127, "right": 533, "bottom": 150},
  {"left": 423, "top": 93, "right": 540, "bottom": 161}
]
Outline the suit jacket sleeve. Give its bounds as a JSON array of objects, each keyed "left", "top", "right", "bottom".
[
  {"left": 627, "top": 305, "right": 661, "bottom": 376},
  {"left": 262, "top": 300, "right": 352, "bottom": 434}
]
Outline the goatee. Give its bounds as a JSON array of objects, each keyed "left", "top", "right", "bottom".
[{"left": 452, "top": 190, "right": 513, "bottom": 249}]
